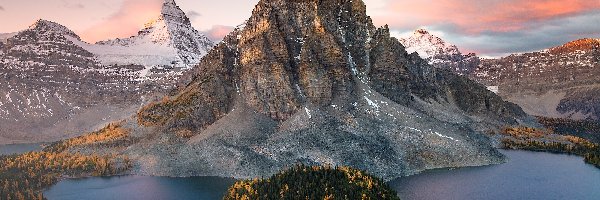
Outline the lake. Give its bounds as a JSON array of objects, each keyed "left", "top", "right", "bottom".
[
  {"left": 44, "top": 150, "right": 600, "bottom": 200},
  {"left": 0, "top": 143, "right": 44, "bottom": 155},
  {"left": 390, "top": 150, "right": 600, "bottom": 200},
  {"left": 44, "top": 176, "right": 237, "bottom": 200}
]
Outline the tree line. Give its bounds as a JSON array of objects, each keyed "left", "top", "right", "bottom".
[
  {"left": 0, "top": 122, "right": 133, "bottom": 200},
  {"left": 501, "top": 126, "right": 600, "bottom": 168}
]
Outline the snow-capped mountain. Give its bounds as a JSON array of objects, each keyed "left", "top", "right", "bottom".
[
  {"left": 0, "top": 19, "right": 149, "bottom": 144},
  {"left": 399, "top": 29, "right": 461, "bottom": 60},
  {"left": 401, "top": 29, "right": 600, "bottom": 120},
  {"left": 0, "top": 0, "right": 215, "bottom": 144},
  {"left": 399, "top": 29, "right": 479, "bottom": 75},
  {"left": 82, "top": 0, "right": 213, "bottom": 67}
]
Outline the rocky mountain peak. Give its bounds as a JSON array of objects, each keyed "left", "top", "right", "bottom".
[
  {"left": 139, "top": 0, "right": 524, "bottom": 133},
  {"left": 91, "top": 0, "right": 213, "bottom": 66},
  {"left": 399, "top": 28, "right": 461, "bottom": 60},
  {"left": 27, "top": 19, "right": 81, "bottom": 40},
  {"left": 160, "top": 0, "right": 190, "bottom": 25},
  {"left": 132, "top": 0, "right": 528, "bottom": 181}
]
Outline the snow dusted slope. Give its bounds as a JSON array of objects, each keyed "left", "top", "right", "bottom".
[
  {"left": 0, "top": 19, "right": 188, "bottom": 144},
  {"left": 81, "top": 0, "right": 213, "bottom": 67},
  {"left": 399, "top": 29, "right": 461, "bottom": 61},
  {"left": 399, "top": 29, "right": 479, "bottom": 75}
]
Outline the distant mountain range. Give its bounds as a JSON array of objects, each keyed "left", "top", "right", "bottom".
[
  {"left": 0, "top": 0, "right": 213, "bottom": 144},
  {"left": 7, "top": 0, "right": 591, "bottom": 182},
  {"left": 400, "top": 30, "right": 600, "bottom": 120}
]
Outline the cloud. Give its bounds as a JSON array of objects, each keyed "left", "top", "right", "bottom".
[
  {"left": 203, "top": 25, "right": 234, "bottom": 41},
  {"left": 0, "top": 6, "right": 4, "bottom": 11},
  {"left": 186, "top": 11, "right": 201, "bottom": 20},
  {"left": 80, "top": 0, "right": 163, "bottom": 42},
  {"left": 61, "top": 0, "right": 84, "bottom": 9},
  {"left": 372, "top": 0, "right": 600, "bottom": 34},
  {"left": 367, "top": 0, "right": 600, "bottom": 56}
]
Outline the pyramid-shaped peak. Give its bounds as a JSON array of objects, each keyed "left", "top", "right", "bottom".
[
  {"left": 161, "top": 0, "right": 187, "bottom": 19},
  {"left": 162, "top": 0, "right": 178, "bottom": 10}
]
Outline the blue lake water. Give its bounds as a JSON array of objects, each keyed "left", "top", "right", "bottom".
[
  {"left": 44, "top": 150, "right": 600, "bottom": 200},
  {"left": 389, "top": 150, "right": 600, "bottom": 200},
  {"left": 44, "top": 176, "right": 236, "bottom": 200}
]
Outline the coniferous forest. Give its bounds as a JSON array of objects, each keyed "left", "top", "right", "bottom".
[
  {"left": 500, "top": 126, "right": 600, "bottom": 168},
  {"left": 223, "top": 165, "right": 400, "bottom": 200},
  {"left": 0, "top": 123, "right": 132, "bottom": 200}
]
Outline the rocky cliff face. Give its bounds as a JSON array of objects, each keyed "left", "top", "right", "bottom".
[
  {"left": 472, "top": 39, "right": 600, "bottom": 120},
  {"left": 127, "top": 0, "right": 528, "bottom": 180}
]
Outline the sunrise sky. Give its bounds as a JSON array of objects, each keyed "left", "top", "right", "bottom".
[{"left": 0, "top": 0, "right": 599, "bottom": 57}]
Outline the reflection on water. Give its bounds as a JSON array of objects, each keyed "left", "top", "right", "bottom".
[
  {"left": 0, "top": 143, "right": 43, "bottom": 155},
  {"left": 389, "top": 150, "right": 600, "bottom": 200}
]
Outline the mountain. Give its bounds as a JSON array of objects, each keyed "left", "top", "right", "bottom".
[
  {"left": 399, "top": 29, "right": 479, "bottom": 75},
  {"left": 472, "top": 38, "right": 600, "bottom": 120},
  {"left": 79, "top": 0, "right": 213, "bottom": 67},
  {"left": 74, "top": 0, "right": 530, "bottom": 180},
  {"left": 400, "top": 30, "right": 600, "bottom": 120},
  {"left": 0, "top": 0, "right": 214, "bottom": 144},
  {"left": 0, "top": 19, "right": 160, "bottom": 144}
]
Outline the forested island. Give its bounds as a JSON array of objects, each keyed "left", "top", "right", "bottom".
[
  {"left": 0, "top": 123, "right": 132, "bottom": 200},
  {"left": 223, "top": 165, "right": 400, "bottom": 200}
]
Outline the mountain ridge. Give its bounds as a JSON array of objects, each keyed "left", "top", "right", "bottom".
[
  {"left": 0, "top": 0, "right": 214, "bottom": 144},
  {"left": 399, "top": 29, "right": 600, "bottom": 120},
  {"left": 86, "top": 0, "right": 213, "bottom": 66}
]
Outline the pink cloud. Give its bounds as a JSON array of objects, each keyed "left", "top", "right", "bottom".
[
  {"left": 80, "top": 0, "right": 163, "bottom": 43},
  {"left": 372, "top": 0, "right": 600, "bottom": 34},
  {"left": 203, "top": 25, "right": 234, "bottom": 41}
]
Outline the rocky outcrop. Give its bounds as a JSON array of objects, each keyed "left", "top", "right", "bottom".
[{"left": 131, "top": 0, "right": 528, "bottom": 180}]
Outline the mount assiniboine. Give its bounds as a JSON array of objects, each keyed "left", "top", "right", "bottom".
[
  {"left": 47, "top": 0, "right": 533, "bottom": 180},
  {"left": 400, "top": 29, "right": 600, "bottom": 120},
  {"left": 0, "top": 0, "right": 213, "bottom": 144},
  {"left": 76, "top": 0, "right": 214, "bottom": 67}
]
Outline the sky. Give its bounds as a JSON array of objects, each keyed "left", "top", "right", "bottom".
[{"left": 0, "top": 0, "right": 599, "bottom": 57}]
